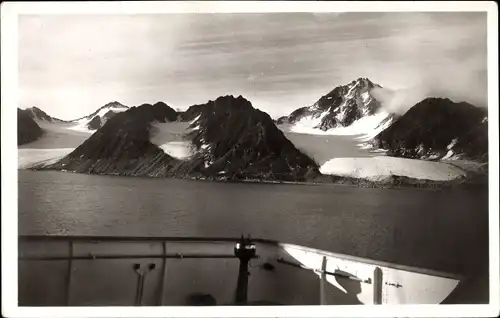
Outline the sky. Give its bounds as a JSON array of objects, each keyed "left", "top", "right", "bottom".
[{"left": 18, "top": 12, "right": 487, "bottom": 120}]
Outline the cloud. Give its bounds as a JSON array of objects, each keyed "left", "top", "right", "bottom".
[
  {"left": 372, "top": 55, "right": 487, "bottom": 115},
  {"left": 18, "top": 13, "right": 487, "bottom": 118}
]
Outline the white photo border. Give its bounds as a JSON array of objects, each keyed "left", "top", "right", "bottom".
[{"left": 2, "top": 1, "right": 498, "bottom": 317}]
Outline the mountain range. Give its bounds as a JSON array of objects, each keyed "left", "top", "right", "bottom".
[
  {"left": 45, "top": 102, "right": 178, "bottom": 176},
  {"left": 18, "top": 77, "right": 489, "bottom": 184},
  {"left": 40, "top": 96, "right": 319, "bottom": 181}
]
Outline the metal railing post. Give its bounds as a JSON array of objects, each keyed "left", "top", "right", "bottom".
[
  {"left": 157, "top": 242, "right": 167, "bottom": 306},
  {"left": 320, "top": 256, "right": 327, "bottom": 305},
  {"left": 65, "top": 241, "right": 74, "bottom": 306},
  {"left": 373, "top": 267, "right": 383, "bottom": 304}
]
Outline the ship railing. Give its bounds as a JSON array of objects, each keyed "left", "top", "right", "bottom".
[{"left": 19, "top": 235, "right": 383, "bottom": 306}]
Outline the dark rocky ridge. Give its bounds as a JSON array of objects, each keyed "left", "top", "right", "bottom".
[
  {"left": 179, "top": 95, "right": 319, "bottom": 181},
  {"left": 86, "top": 110, "right": 118, "bottom": 130},
  {"left": 44, "top": 102, "right": 180, "bottom": 176},
  {"left": 24, "top": 106, "right": 56, "bottom": 122},
  {"left": 275, "top": 116, "right": 288, "bottom": 125},
  {"left": 177, "top": 103, "right": 207, "bottom": 122},
  {"left": 84, "top": 102, "right": 174, "bottom": 130},
  {"left": 287, "top": 106, "right": 310, "bottom": 124},
  {"left": 18, "top": 108, "right": 44, "bottom": 145},
  {"left": 373, "top": 98, "right": 488, "bottom": 162},
  {"left": 283, "top": 78, "right": 384, "bottom": 131},
  {"left": 86, "top": 116, "right": 102, "bottom": 130},
  {"left": 151, "top": 102, "right": 178, "bottom": 122}
]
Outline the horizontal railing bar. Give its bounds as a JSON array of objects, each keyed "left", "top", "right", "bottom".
[
  {"left": 277, "top": 258, "right": 372, "bottom": 284},
  {"left": 18, "top": 235, "right": 279, "bottom": 244},
  {"left": 19, "top": 254, "right": 260, "bottom": 261}
]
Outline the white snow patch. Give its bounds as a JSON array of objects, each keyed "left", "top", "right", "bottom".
[
  {"left": 150, "top": 121, "right": 191, "bottom": 138},
  {"left": 157, "top": 141, "right": 193, "bottom": 159},
  {"left": 319, "top": 156, "right": 465, "bottom": 181},
  {"left": 92, "top": 106, "right": 127, "bottom": 119},
  {"left": 334, "top": 101, "right": 347, "bottom": 123},
  {"left": 67, "top": 122, "right": 94, "bottom": 133},
  {"left": 290, "top": 110, "right": 392, "bottom": 142},
  {"left": 447, "top": 138, "right": 458, "bottom": 150},
  {"left": 360, "top": 91, "right": 371, "bottom": 104},
  {"left": 69, "top": 106, "right": 127, "bottom": 131},
  {"left": 289, "top": 109, "right": 330, "bottom": 134},
  {"left": 369, "top": 148, "right": 388, "bottom": 154},
  {"left": 442, "top": 150, "right": 453, "bottom": 160},
  {"left": 357, "top": 143, "right": 373, "bottom": 150},
  {"left": 442, "top": 149, "right": 460, "bottom": 160},
  {"left": 355, "top": 113, "right": 394, "bottom": 142},
  {"left": 190, "top": 114, "right": 201, "bottom": 125},
  {"left": 149, "top": 121, "right": 193, "bottom": 159},
  {"left": 416, "top": 144, "right": 425, "bottom": 155},
  {"left": 18, "top": 148, "right": 74, "bottom": 169},
  {"left": 440, "top": 139, "right": 460, "bottom": 160},
  {"left": 346, "top": 81, "right": 360, "bottom": 98},
  {"left": 427, "top": 153, "right": 440, "bottom": 160}
]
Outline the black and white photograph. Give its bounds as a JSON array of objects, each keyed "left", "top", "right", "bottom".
[{"left": 2, "top": 1, "right": 499, "bottom": 317}]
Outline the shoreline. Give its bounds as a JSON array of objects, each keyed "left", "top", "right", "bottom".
[{"left": 20, "top": 167, "right": 488, "bottom": 192}]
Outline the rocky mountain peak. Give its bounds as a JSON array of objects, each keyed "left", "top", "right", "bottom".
[
  {"left": 373, "top": 97, "right": 488, "bottom": 161},
  {"left": 25, "top": 106, "right": 54, "bottom": 122},
  {"left": 18, "top": 108, "right": 44, "bottom": 145},
  {"left": 286, "top": 77, "right": 385, "bottom": 131},
  {"left": 182, "top": 95, "right": 319, "bottom": 181}
]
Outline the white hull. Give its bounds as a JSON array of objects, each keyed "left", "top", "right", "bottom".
[{"left": 274, "top": 242, "right": 461, "bottom": 305}]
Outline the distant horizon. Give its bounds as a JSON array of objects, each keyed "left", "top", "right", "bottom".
[{"left": 19, "top": 12, "right": 487, "bottom": 120}]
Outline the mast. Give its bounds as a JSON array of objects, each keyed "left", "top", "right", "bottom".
[{"left": 234, "top": 236, "right": 256, "bottom": 304}]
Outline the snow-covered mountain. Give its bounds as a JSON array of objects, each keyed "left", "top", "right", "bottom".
[
  {"left": 281, "top": 78, "right": 488, "bottom": 164},
  {"left": 69, "top": 101, "right": 129, "bottom": 132},
  {"left": 281, "top": 78, "right": 395, "bottom": 140}
]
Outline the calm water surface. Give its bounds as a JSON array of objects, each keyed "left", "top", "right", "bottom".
[{"left": 18, "top": 170, "right": 489, "bottom": 275}]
